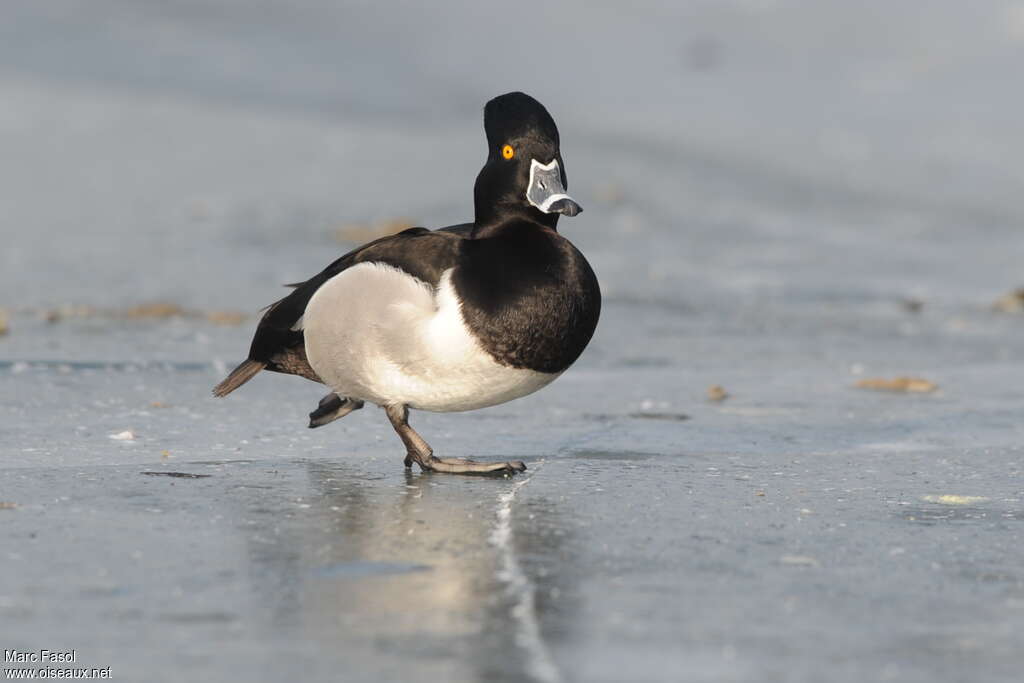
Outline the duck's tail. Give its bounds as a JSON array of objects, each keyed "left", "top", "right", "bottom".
[{"left": 212, "top": 359, "right": 266, "bottom": 397}]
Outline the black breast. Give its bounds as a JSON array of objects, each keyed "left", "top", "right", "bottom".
[{"left": 452, "top": 225, "right": 601, "bottom": 373}]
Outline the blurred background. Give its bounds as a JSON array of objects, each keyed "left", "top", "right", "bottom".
[
  {"left": 3, "top": 2, "right": 1024, "bottom": 682},
  {"left": 4, "top": 0, "right": 1024, "bottom": 318}
]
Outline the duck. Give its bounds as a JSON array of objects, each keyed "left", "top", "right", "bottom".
[{"left": 213, "top": 92, "right": 601, "bottom": 475}]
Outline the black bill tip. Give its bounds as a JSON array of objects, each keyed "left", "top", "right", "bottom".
[{"left": 548, "top": 198, "right": 583, "bottom": 217}]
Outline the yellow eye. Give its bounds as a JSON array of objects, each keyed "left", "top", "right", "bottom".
[{"left": 501, "top": 144, "right": 515, "bottom": 160}]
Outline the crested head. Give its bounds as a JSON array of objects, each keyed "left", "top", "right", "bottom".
[
  {"left": 473, "top": 92, "right": 581, "bottom": 234},
  {"left": 483, "top": 92, "right": 560, "bottom": 157}
]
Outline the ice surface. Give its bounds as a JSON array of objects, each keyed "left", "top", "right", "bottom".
[{"left": 2, "top": 2, "right": 1024, "bottom": 682}]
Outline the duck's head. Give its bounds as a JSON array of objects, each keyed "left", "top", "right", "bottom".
[{"left": 473, "top": 92, "right": 582, "bottom": 231}]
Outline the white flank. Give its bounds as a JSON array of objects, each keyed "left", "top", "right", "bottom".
[{"left": 302, "top": 263, "right": 558, "bottom": 412}]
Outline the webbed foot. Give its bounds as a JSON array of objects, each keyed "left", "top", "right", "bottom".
[{"left": 308, "top": 393, "right": 364, "bottom": 428}]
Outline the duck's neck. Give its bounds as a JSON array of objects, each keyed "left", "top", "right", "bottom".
[
  {"left": 472, "top": 209, "right": 559, "bottom": 239},
  {"left": 472, "top": 181, "right": 560, "bottom": 238}
]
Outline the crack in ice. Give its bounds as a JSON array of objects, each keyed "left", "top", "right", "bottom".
[{"left": 490, "top": 461, "right": 560, "bottom": 683}]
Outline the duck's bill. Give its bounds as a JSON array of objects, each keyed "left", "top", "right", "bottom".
[{"left": 527, "top": 159, "right": 583, "bottom": 217}]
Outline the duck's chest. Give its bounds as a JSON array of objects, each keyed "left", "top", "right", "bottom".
[{"left": 453, "top": 232, "right": 601, "bottom": 374}]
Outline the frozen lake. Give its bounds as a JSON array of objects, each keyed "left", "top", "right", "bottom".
[{"left": 3, "top": 2, "right": 1024, "bottom": 681}]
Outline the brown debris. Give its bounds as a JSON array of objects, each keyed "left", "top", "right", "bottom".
[
  {"left": 334, "top": 218, "right": 416, "bottom": 243},
  {"left": 123, "top": 302, "right": 187, "bottom": 319},
  {"left": 0, "top": 502, "right": 17, "bottom": 510},
  {"left": 707, "top": 384, "right": 729, "bottom": 402},
  {"left": 628, "top": 412, "right": 691, "bottom": 422},
  {"left": 779, "top": 554, "right": 820, "bottom": 567},
  {"left": 992, "top": 288, "right": 1024, "bottom": 313},
  {"left": 900, "top": 298, "right": 924, "bottom": 313},
  {"left": 36, "top": 303, "right": 247, "bottom": 325},
  {"left": 141, "top": 471, "right": 211, "bottom": 479},
  {"left": 855, "top": 377, "right": 938, "bottom": 393},
  {"left": 0, "top": 309, "right": 8, "bottom": 336},
  {"left": 42, "top": 304, "right": 96, "bottom": 323},
  {"left": 204, "top": 310, "right": 248, "bottom": 326}
]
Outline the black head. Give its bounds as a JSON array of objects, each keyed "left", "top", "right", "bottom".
[{"left": 473, "top": 92, "right": 582, "bottom": 233}]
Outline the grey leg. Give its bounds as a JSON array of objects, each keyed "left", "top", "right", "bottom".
[
  {"left": 308, "top": 393, "right": 364, "bottom": 428},
  {"left": 384, "top": 404, "right": 526, "bottom": 475}
]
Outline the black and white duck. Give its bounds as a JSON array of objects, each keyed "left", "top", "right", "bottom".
[{"left": 214, "top": 92, "right": 600, "bottom": 475}]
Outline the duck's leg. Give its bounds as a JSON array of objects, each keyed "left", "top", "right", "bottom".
[
  {"left": 308, "top": 393, "right": 364, "bottom": 428},
  {"left": 384, "top": 404, "right": 526, "bottom": 475}
]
